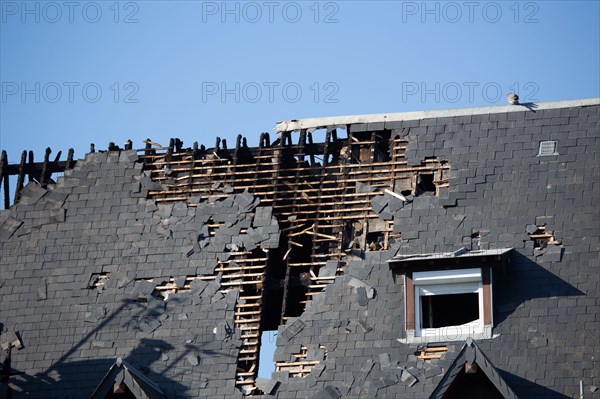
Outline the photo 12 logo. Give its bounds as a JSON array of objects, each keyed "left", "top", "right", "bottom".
[
  {"left": 202, "top": 81, "right": 340, "bottom": 104},
  {"left": 401, "top": 1, "right": 540, "bottom": 23},
  {"left": 201, "top": 1, "right": 339, "bottom": 23},
  {"left": 1, "top": 82, "right": 140, "bottom": 103},
  {"left": 1, "top": 2, "right": 139, "bottom": 23},
  {"left": 401, "top": 81, "right": 539, "bottom": 104}
]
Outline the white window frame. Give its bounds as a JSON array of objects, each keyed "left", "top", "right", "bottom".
[{"left": 400, "top": 268, "right": 493, "bottom": 344}]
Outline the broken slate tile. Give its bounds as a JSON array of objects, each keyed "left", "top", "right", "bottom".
[
  {"left": 357, "top": 319, "right": 373, "bottom": 333},
  {"left": 451, "top": 214, "right": 466, "bottom": 229},
  {"left": 312, "top": 385, "right": 342, "bottom": 399},
  {"left": 400, "top": 368, "right": 418, "bottom": 386},
  {"left": 116, "top": 271, "right": 136, "bottom": 289},
  {"left": 85, "top": 306, "right": 106, "bottom": 323},
  {"left": 186, "top": 353, "right": 199, "bottom": 366},
  {"left": 526, "top": 224, "right": 539, "bottom": 234},
  {"left": 379, "top": 353, "right": 392, "bottom": 369},
  {"left": 138, "top": 317, "right": 161, "bottom": 334},
  {"left": 280, "top": 320, "right": 306, "bottom": 342},
  {"left": 541, "top": 245, "right": 563, "bottom": 262},
  {"left": 175, "top": 276, "right": 187, "bottom": 289},
  {"left": 0, "top": 217, "right": 23, "bottom": 241},
  {"left": 370, "top": 195, "right": 388, "bottom": 214},
  {"left": 158, "top": 203, "right": 173, "bottom": 219},
  {"left": 183, "top": 333, "right": 196, "bottom": 344},
  {"left": 134, "top": 280, "right": 156, "bottom": 296},
  {"left": 347, "top": 277, "right": 375, "bottom": 299},
  {"left": 424, "top": 365, "right": 442, "bottom": 379},
  {"left": 18, "top": 183, "right": 47, "bottom": 205},
  {"left": 43, "top": 191, "right": 68, "bottom": 210},
  {"left": 306, "top": 346, "right": 326, "bottom": 361},
  {"left": 311, "top": 362, "right": 326, "bottom": 378},
  {"left": 380, "top": 372, "right": 399, "bottom": 387},
  {"left": 360, "top": 359, "right": 375, "bottom": 378},
  {"left": 256, "top": 378, "right": 280, "bottom": 395},
  {"left": 356, "top": 286, "right": 368, "bottom": 307},
  {"left": 214, "top": 321, "right": 234, "bottom": 341}
]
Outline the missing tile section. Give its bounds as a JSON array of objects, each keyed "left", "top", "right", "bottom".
[
  {"left": 88, "top": 273, "right": 110, "bottom": 294},
  {"left": 538, "top": 141, "right": 558, "bottom": 156},
  {"left": 527, "top": 223, "right": 564, "bottom": 262},
  {"left": 414, "top": 345, "right": 448, "bottom": 360},
  {"left": 527, "top": 224, "right": 560, "bottom": 249},
  {"left": 275, "top": 345, "right": 328, "bottom": 378},
  {"left": 140, "top": 133, "right": 451, "bottom": 395}
]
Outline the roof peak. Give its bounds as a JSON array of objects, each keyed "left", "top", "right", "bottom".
[{"left": 275, "top": 97, "right": 600, "bottom": 132}]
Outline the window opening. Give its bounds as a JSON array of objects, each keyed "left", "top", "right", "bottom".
[{"left": 421, "top": 293, "right": 479, "bottom": 329}]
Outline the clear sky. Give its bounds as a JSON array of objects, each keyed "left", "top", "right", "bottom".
[
  {"left": 1, "top": 0, "right": 599, "bottom": 159},
  {"left": 1, "top": 0, "right": 599, "bottom": 379}
]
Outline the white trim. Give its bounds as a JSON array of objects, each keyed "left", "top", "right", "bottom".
[
  {"left": 275, "top": 98, "right": 600, "bottom": 132},
  {"left": 399, "top": 326, "right": 494, "bottom": 344},
  {"left": 413, "top": 268, "right": 485, "bottom": 340},
  {"left": 419, "top": 282, "right": 480, "bottom": 296},
  {"left": 413, "top": 268, "right": 482, "bottom": 285}
]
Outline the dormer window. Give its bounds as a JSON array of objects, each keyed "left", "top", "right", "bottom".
[
  {"left": 413, "top": 268, "right": 485, "bottom": 340},
  {"left": 388, "top": 248, "right": 513, "bottom": 344}
]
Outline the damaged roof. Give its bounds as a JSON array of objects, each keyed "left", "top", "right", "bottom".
[{"left": 0, "top": 98, "right": 598, "bottom": 398}]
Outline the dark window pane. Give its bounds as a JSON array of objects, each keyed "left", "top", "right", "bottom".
[{"left": 421, "top": 293, "right": 479, "bottom": 328}]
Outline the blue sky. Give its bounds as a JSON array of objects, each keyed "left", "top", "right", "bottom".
[
  {"left": 1, "top": 0, "right": 599, "bottom": 379},
  {"left": 1, "top": 1, "right": 599, "bottom": 159}
]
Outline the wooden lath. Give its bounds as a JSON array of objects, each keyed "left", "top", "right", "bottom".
[
  {"left": 415, "top": 346, "right": 449, "bottom": 360},
  {"left": 275, "top": 345, "right": 328, "bottom": 378},
  {"left": 140, "top": 132, "right": 449, "bottom": 314}
]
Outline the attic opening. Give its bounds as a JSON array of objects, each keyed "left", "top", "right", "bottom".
[
  {"left": 366, "top": 231, "right": 385, "bottom": 251},
  {"left": 527, "top": 224, "right": 559, "bottom": 249},
  {"left": 442, "top": 363, "right": 505, "bottom": 399},
  {"left": 105, "top": 382, "right": 136, "bottom": 399},
  {"left": 421, "top": 293, "right": 479, "bottom": 329},
  {"left": 416, "top": 173, "right": 436, "bottom": 195},
  {"left": 282, "top": 232, "right": 314, "bottom": 319}
]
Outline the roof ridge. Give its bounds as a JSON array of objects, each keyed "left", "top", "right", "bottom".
[{"left": 276, "top": 97, "right": 600, "bottom": 132}]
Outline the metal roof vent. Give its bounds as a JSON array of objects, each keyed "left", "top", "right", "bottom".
[{"left": 538, "top": 141, "right": 558, "bottom": 156}]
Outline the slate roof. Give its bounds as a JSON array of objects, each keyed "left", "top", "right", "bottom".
[{"left": 0, "top": 98, "right": 599, "bottom": 399}]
